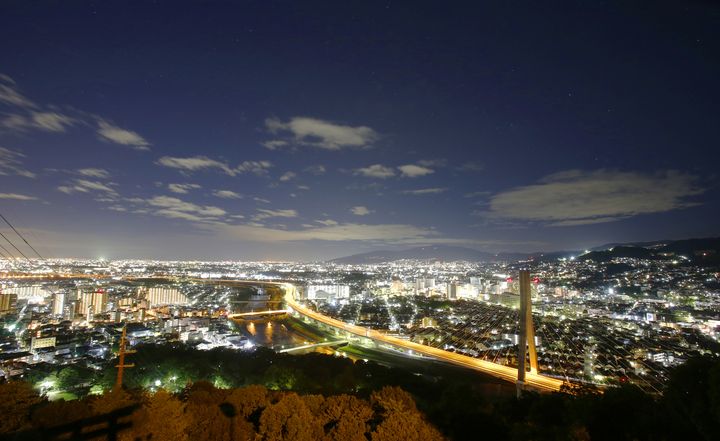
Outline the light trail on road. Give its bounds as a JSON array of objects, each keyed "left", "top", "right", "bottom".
[
  {"left": 17, "top": 274, "right": 567, "bottom": 392},
  {"left": 227, "top": 309, "right": 289, "bottom": 318},
  {"left": 279, "top": 283, "right": 565, "bottom": 392}
]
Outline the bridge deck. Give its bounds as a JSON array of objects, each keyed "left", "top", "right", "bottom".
[
  {"left": 281, "top": 284, "right": 564, "bottom": 392},
  {"left": 278, "top": 340, "right": 348, "bottom": 353}
]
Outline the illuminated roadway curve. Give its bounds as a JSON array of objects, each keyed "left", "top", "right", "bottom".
[
  {"left": 267, "top": 281, "right": 565, "bottom": 392},
  {"left": 23, "top": 274, "right": 566, "bottom": 392}
]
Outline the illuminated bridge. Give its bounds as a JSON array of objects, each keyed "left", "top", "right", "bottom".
[
  {"left": 227, "top": 309, "right": 289, "bottom": 318},
  {"left": 6, "top": 272, "right": 671, "bottom": 393},
  {"left": 194, "top": 278, "right": 566, "bottom": 393},
  {"left": 278, "top": 340, "right": 348, "bottom": 353}
]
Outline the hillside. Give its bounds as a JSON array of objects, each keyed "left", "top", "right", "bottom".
[{"left": 330, "top": 237, "right": 720, "bottom": 265}]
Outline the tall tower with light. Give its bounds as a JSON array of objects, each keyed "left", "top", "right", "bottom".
[{"left": 517, "top": 270, "right": 539, "bottom": 396}]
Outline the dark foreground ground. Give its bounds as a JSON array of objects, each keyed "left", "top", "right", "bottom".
[{"left": 0, "top": 344, "right": 718, "bottom": 440}]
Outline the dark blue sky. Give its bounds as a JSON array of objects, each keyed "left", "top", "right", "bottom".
[{"left": 0, "top": 1, "right": 718, "bottom": 260}]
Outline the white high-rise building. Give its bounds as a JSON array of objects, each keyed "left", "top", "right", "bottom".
[
  {"left": 52, "top": 292, "right": 65, "bottom": 316},
  {"left": 447, "top": 283, "right": 458, "bottom": 300},
  {"left": 306, "top": 285, "right": 350, "bottom": 300},
  {"left": 77, "top": 289, "right": 108, "bottom": 316},
  {"left": 142, "top": 287, "right": 188, "bottom": 308},
  {"left": 2, "top": 285, "right": 50, "bottom": 303}
]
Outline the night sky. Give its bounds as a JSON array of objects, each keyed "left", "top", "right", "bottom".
[{"left": 0, "top": 1, "right": 718, "bottom": 261}]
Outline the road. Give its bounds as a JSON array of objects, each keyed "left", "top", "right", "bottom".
[
  {"left": 227, "top": 309, "right": 288, "bottom": 318},
  {"left": 11, "top": 274, "right": 566, "bottom": 392},
  {"left": 279, "top": 283, "right": 565, "bottom": 392},
  {"left": 278, "top": 340, "right": 348, "bottom": 353}
]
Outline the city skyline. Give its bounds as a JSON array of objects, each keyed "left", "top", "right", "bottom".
[{"left": 1, "top": 1, "right": 719, "bottom": 260}]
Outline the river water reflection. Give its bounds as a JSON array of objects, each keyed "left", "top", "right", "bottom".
[
  {"left": 238, "top": 319, "right": 309, "bottom": 350},
  {"left": 231, "top": 293, "right": 348, "bottom": 357}
]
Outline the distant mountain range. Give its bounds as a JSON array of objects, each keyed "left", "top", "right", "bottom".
[
  {"left": 330, "top": 246, "right": 496, "bottom": 264},
  {"left": 329, "top": 238, "right": 720, "bottom": 265}
]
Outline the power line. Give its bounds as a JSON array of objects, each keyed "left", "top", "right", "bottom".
[
  {"left": 0, "top": 212, "right": 43, "bottom": 259},
  {"left": 0, "top": 230, "right": 29, "bottom": 260},
  {"left": 0, "top": 241, "right": 15, "bottom": 260}
]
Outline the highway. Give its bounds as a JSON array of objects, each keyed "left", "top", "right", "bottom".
[
  {"left": 278, "top": 340, "right": 348, "bottom": 353},
  {"left": 189, "top": 278, "right": 565, "bottom": 391},
  {"left": 278, "top": 283, "right": 565, "bottom": 392},
  {"left": 227, "top": 309, "right": 289, "bottom": 318},
  {"left": 7, "top": 274, "right": 566, "bottom": 392}
]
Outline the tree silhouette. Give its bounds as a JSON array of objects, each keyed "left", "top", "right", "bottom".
[
  {"left": 664, "top": 356, "right": 720, "bottom": 440},
  {"left": 0, "top": 381, "right": 44, "bottom": 433},
  {"left": 370, "top": 387, "right": 444, "bottom": 441},
  {"left": 30, "top": 399, "right": 91, "bottom": 429},
  {"left": 319, "top": 394, "right": 373, "bottom": 441},
  {"left": 226, "top": 385, "right": 271, "bottom": 440},
  {"left": 257, "top": 392, "right": 323, "bottom": 441},
  {"left": 184, "top": 382, "right": 233, "bottom": 441},
  {"left": 126, "top": 389, "right": 189, "bottom": 441},
  {"left": 89, "top": 388, "right": 136, "bottom": 416}
]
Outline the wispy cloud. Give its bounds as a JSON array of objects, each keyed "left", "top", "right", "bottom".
[
  {"left": 304, "top": 164, "right": 326, "bottom": 175},
  {"left": 353, "top": 163, "right": 436, "bottom": 179},
  {"left": 103, "top": 195, "right": 231, "bottom": 224},
  {"left": 262, "top": 140, "right": 289, "bottom": 150},
  {"left": 96, "top": 120, "right": 151, "bottom": 150},
  {"left": 401, "top": 187, "right": 447, "bottom": 195},
  {"left": 144, "top": 196, "right": 226, "bottom": 223},
  {"left": 58, "top": 179, "right": 117, "bottom": 195},
  {"left": 214, "top": 222, "right": 529, "bottom": 248},
  {"left": 279, "top": 171, "right": 296, "bottom": 182},
  {"left": 213, "top": 190, "right": 242, "bottom": 199},
  {"left": 0, "top": 192, "right": 37, "bottom": 201},
  {"left": 157, "top": 156, "right": 272, "bottom": 176},
  {"left": 0, "top": 74, "right": 150, "bottom": 150},
  {"left": 353, "top": 164, "right": 395, "bottom": 179},
  {"left": 30, "top": 112, "right": 75, "bottom": 132},
  {"left": 158, "top": 156, "right": 235, "bottom": 175},
  {"left": 265, "top": 116, "right": 378, "bottom": 150},
  {"left": 1, "top": 111, "right": 76, "bottom": 133},
  {"left": 168, "top": 183, "right": 201, "bottom": 194},
  {"left": 77, "top": 168, "right": 110, "bottom": 179},
  {"left": 350, "top": 206, "right": 371, "bottom": 216},
  {"left": 217, "top": 222, "right": 438, "bottom": 243},
  {"left": 0, "top": 76, "right": 37, "bottom": 108},
  {"left": 398, "top": 164, "right": 434, "bottom": 178},
  {"left": 417, "top": 159, "right": 447, "bottom": 168},
  {"left": 253, "top": 208, "right": 298, "bottom": 221},
  {"left": 236, "top": 160, "right": 273, "bottom": 175},
  {"left": 0, "top": 147, "right": 35, "bottom": 178},
  {"left": 484, "top": 169, "right": 704, "bottom": 226}
]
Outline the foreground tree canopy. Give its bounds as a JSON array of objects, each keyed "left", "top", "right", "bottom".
[
  {"left": 1, "top": 383, "right": 444, "bottom": 441},
  {"left": 0, "top": 345, "right": 718, "bottom": 440}
]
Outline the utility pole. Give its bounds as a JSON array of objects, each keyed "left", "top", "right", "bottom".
[
  {"left": 517, "top": 270, "right": 538, "bottom": 397},
  {"left": 114, "top": 325, "right": 135, "bottom": 391}
]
